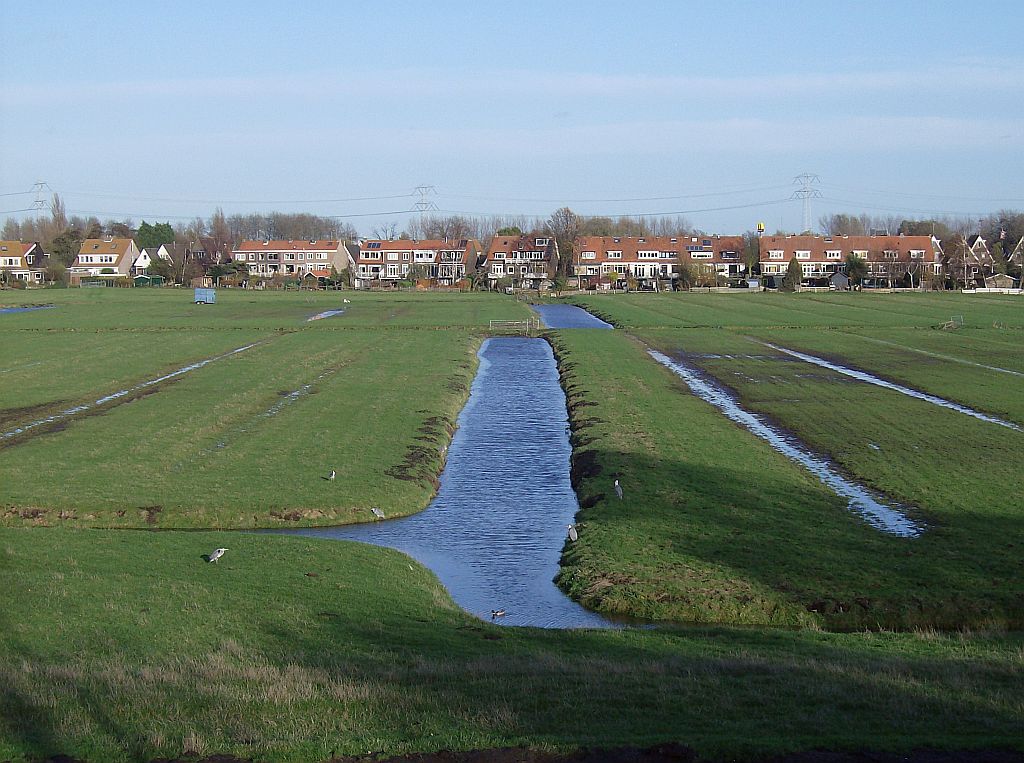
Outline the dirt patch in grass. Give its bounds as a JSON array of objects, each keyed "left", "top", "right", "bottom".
[
  {"left": 0, "top": 399, "right": 69, "bottom": 428},
  {"left": 140, "top": 505, "right": 163, "bottom": 525},
  {"left": 386, "top": 414, "right": 455, "bottom": 487}
]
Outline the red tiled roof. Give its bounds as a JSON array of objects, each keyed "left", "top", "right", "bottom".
[
  {"left": 758, "top": 234, "right": 936, "bottom": 263},
  {"left": 234, "top": 240, "right": 340, "bottom": 252},
  {"left": 575, "top": 235, "right": 744, "bottom": 264}
]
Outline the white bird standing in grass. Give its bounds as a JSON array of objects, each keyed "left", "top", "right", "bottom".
[
  {"left": 328, "top": 469, "right": 336, "bottom": 481},
  {"left": 208, "top": 548, "right": 228, "bottom": 563},
  {"left": 567, "top": 524, "right": 578, "bottom": 542},
  {"left": 614, "top": 478, "right": 623, "bottom": 500},
  {"left": 371, "top": 507, "right": 385, "bottom": 519}
]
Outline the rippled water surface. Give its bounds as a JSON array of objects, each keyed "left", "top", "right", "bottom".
[
  {"left": 532, "top": 304, "right": 613, "bottom": 329},
  {"left": 650, "top": 350, "right": 922, "bottom": 537},
  {"left": 284, "top": 338, "right": 615, "bottom": 628}
]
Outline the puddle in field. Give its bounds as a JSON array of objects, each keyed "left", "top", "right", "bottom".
[
  {"left": 0, "top": 304, "right": 55, "bottom": 314},
  {"left": 649, "top": 350, "right": 922, "bottom": 537},
  {"left": 277, "top": 337, "right": 617, "bottom": 629},
  {"left": 307, "top": 309, "right": 345, "bottom": 322},
  {"left": 1, "top": 343, "right": 260, "bottom": 444},
  {"left": 762, "top": 343, "right": 1022, "bottom": 432},
  {"left": 532, "top": 304, "right": 614, "bottom": 329}
]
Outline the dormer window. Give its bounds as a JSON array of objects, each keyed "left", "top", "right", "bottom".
[{"left": 535, "top": 238, "right": 549, "bottom": 247}]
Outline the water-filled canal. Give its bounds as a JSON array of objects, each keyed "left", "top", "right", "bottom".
[
  {"left": 282, "top": 337, "right": 615, "bottom": 629},
  {"left": 532, "top": 303, "right": 613, "bottom": 329}
]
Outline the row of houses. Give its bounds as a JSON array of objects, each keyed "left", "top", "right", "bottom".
[{"left": 4, "top": 231, "right": 1023, "bottom": 289}]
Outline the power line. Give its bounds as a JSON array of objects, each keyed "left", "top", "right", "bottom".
[
  {"left": 433, "top": 197, "right": 793, "bottom": 219},
  {"left": 440, "top": 183, "right": 793, "bottom": 204},
  {"left": 61, "top": 190, "right": 414, "bottom": 205}
]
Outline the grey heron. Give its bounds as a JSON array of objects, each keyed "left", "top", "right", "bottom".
[
  {"left": 567, "top": 524, "right": 578, "bottom": 542},
  {"left": 207, "top": 548, "right": 228, "bottom": 563},
  {"left": 614, "top": 478, "right": 623, "bottom": 500},
  {"left": 328, "top": 469, "right": 336, "bottom": 481},
  {"left": 371, "top": 507, "right": 385, "bottom": 519}
]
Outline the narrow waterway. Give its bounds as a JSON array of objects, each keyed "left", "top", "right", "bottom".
[
  {"left": 532, "top": 303, "right": 613, "bottom": 329},
  {"left": 281, "top": 338, "right": 616, "bottom": 629},
  {"left": 761, "top": 342, "right": 1022, "bottom": 432},
  {"left": 649, "top": 350, "right": 922, "bottom": 537}
]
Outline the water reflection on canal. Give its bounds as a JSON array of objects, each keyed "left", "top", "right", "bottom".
[
  {"left": 282, "top": 337, "right": 615, "bottom": 629},
  {"left": 532, "top": 303, "right": 614, "bottom": 329}
]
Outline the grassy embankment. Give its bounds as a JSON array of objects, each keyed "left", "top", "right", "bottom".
[
  {"left": 2, "top": 528, "right": 1022, "bottom": 762},
  {"left": 0, "top": 289, "right": 531, "bottom": 527},
  {"left": 556, "top": 292, "right": 1023, "bottom": 629}
]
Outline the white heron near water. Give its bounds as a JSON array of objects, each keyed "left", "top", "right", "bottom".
[
  {"left": 614, "top": 478, "right": 623, "bottom": 500},
  {"left": 567, "top": 524, "right": 578, "bottom": 542},
  {"left": 371, "top": 507, "right": 385, "bottom": 519},
  {"left": 207, "top": 548, "right": 228, "bottom": 563}
]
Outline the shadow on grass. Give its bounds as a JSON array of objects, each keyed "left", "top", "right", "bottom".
[{"left": 562, "top": 444, "right": 1024, "bottom": 631}]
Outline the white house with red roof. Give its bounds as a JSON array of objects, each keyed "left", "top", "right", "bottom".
[
  {"left": 230, "top": 240, "right": 348, "bottom": 279},
  {"left": 349, "top": 239, "right": 482, "bottom": 288},
  {"left": 0, "top": 241, "right": 47, "bottom": 284},
  {"left": 574, "top": 234, "right": 746, "bottom": 289},
  {"left": 69, "top": 238, "right": 139, "bottom": 278},
  {"left": 759, "top": 234, "right": 941, "bottom": 288},
  {"left": 483, "top": 233, "right": 559, "bottom": 288}
]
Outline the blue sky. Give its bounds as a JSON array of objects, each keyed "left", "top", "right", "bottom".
[{"left": 2, "top": 0, "right": 1023, "bottom": 234}]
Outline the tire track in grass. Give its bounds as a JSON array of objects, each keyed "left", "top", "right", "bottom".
[
  {"left": 846, "top": 333, "right": 1024, "bottom": 378},
  {"left": 759, "top": 341, "right": 1022, "bottom": 431},
  {"left": 0, "top": 341, "right": 266, "bottom": 447}
]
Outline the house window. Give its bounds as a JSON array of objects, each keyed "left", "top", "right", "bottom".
[
  {"left": 769, "top": 251, "right": 784, "bottom": 259},
  {"left": 910, "top": 251, "right": 923, "bottom": 259},
  {"left": 607, "top": 251, "right": 622, "bottom": 259},
  {"left": 387, "top": 253, "right": 398, "bottom": 261},
  {"left": 492, "top": 264, "right": 504, "bottom": 274},
  {"left": 884, "top": 251, "right": 898, "bottom": 259},
  {"left": 535, "top": 238, "right": 549, "bottom": 247},
  {"left": 795, "top": 250, "right": 810, "bottom": 260},
  {"left": 691, "top": 253, "right": 712, "bottom": 259},
  {"left": 580, "top": 251, "right": 596, "bottom": 260}
]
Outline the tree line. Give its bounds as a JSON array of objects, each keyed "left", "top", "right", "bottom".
[{"left": 4, "top": 196, "right": 1022, "bottom": 285}]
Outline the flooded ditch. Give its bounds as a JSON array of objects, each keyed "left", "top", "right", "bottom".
[
  {"left": 278, "top": 337, "right": 616, "bottom": 629},
  {"left": 532, "top": 303, "right": 614, "bottom": 329},
  {"left": 761, "top": 342, "right": 1022, "bottom": 432},
  {"left": 0, "top": 304, "right": 55, "bottom": 314},
  {"left": 649, "top": 350, "right": 922, "bottom": 537},
  {"left": 307, "top": 308, "right": 345, "bottom": 322}
]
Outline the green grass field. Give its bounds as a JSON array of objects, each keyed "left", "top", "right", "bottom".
[
  {"left": 1, "top": 290, "right": 531, "bottom": 528},
  {"left": 2, "top": 288, "right": 1023, "bottom": 760},
  {"left": 2, "top": 528, "right": 1022, "bottom": 763},
  {"left": 556, "top": 292, "right": 1023, "bottom": 630}
]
